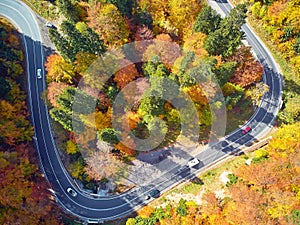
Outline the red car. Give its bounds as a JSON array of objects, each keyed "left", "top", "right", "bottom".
[{"left": 242, "top": 126, "right": 251, "bottom": 135}]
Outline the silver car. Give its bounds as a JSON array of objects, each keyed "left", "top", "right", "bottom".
[
  {"left": 67, "top": 187, "right": 77, "bottom": 197},
  {"left": 37, "top": 69, "right": 42, "bottom": 79}
]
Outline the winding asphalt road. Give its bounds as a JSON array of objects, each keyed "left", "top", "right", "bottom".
[{"left": 0, "top": 0, "right": 282, "bottom": 223}]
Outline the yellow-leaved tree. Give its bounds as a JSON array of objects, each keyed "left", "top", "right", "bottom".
[
  {"left": 168, "top": 0, "right": 201, "bottom": 37},
  {"left": 87, "top": 3, "right": 129, "bottom": 48},
  {"left": 45, "top": 54, "right": 76, "bottom": 84}
]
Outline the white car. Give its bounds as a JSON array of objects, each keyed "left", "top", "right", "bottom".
[
  {"left": 67, "top": 187, "right": 77, "bottom": 197},
  {"left": 45, "top": 21, "right": 56, "bottom": 29},
  {"left": 37, "top": 69, "right": 42, "bottom": 79},
  {"left": 188, "top": 158, "right": 200, "bottom": 168}
]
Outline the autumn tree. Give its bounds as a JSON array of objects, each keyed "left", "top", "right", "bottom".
[
  {"left": 183, "top": 32, "right": 208, "bottom": 58},
  {"left": 74, "top": 126, "right": 97, "bottom": 148},
  {"left": 245, "top": 82, "right": 269, "bottom": 106},
  {"left": 46, "top": 81, "right": 69, "bottom": 107},
  {"left": 139, "top": 205, "right": 155, "bottom": 218},
  {"left": 57, "top": 0, "right": 80, "bottom": 22},
  {"left": 143, "top": 34, "right": 181, "bottom": 68},
  {"left": 106, "top": 0, "right": 137, "bottom": 18},
  {"left": 0, "top": 100, "right": 33, "bottom": 145},
  {"left": 87, "top": 3, "right": 130, "bottom": 48},
  {"left": 228, "top": 45, "right": 263, "bottom": 87},
  {"left": 0, "top": 150, "right": 62, "bottom": 224},
  {"left": 168, "top": 0, "right": 201, "bottom": 37},
  {"left": 65, "top": 140, "right": 79, "bottom": 154},
  {"left": 0, "top": 19, "right": 62, "bottom": 224},
  {"left": 113, "top": 60, "right": 139, "bottom": 89},
  {"left": 126, "top": 218, "right": 136, "bottom": 225},
  {"left": 68, "top": 157, "right": 86, "bottom": 180},
  {"left": 79, "top": 108, "right": 112, "bottom": 130},
  {"left": 0, "top": 38, "right": 18, "bottom": 62},
  {"left": 85, "top": 149, "right": 125, "bottom": 180},
  {"left": 45, "top": 54, "right": 76, "bottom": 84},
  {"left": 135, "top": 25, "right": 154, "bottom": 41},
  {"left": 75, "top": 52, "right": 97, "bottom": 74},
  {"left": 0, "top": 77, "right": 11, "bottom": 97},
  {"left": 115, "top": 141, "right": 136, "bottom": 156},
  {"left": 183, "top": 85, "right": 208, "bottom": 106},
  {"left": 138, "top": 0, "right": 169, "bottom": 30}
]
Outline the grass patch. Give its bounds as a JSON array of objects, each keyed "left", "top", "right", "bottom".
[
  {"left": 161, "top": 151, "right": 256, "bottom": 203},
  {"left": 179, "top": 182, "right": 204, "bottom": 195},
  {"left": 197, "top": 152, "right": 255, "bottom": 188}
]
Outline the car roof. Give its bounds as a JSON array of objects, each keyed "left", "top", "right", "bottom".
[{"left": 150, "top": 189, "right": 159, "bottom": 194}]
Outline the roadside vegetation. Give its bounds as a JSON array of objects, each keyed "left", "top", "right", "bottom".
[
  {"left": 231, "top": 0, "right": 300, "bottom": 124},
  {"left": 23, "top": 0, "right": 60, "bottom": 20},
  {"left": 41, "top": 0, "right": 266, "bottom": 191},
  {"left": 125, "top": 122, "right": 300, "bottom": 225},
  {"left": 0, "top": 18, "right": 63, "bottom": 224}
]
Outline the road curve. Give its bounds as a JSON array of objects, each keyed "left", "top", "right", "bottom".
[{"left": 0, "top": 0, "right": 282, "bottom": 223}]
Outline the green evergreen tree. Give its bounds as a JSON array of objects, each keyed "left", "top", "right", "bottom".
[
  {"left": 222, "top": 4, "right": 247, "bottom": 28},
  {"left": 176, "top": 198, "right": 187, "bottom": 216},
  {"left": 214, "top": 61, "right": 237, "bottom": 86},
  {"left": 203, "top": 4, "right": 247, "bottom": 58},
  {"left": 50, "top": 108, "right": 73, "bottom": 131},
  {"left": 49, "top": 29, "right": 76, "bottom": 61},
  {"left": 193, "top": 6, "right": 221, "bottom": 34},
  {"left": 97, "top": 128, "right": 120, "bottom": 144},
  {"left": 61, "top": 21, "right": 105, "bottom": 59},
  {"left": 57, "top": 86, "right": 98, "bottom": 115}
]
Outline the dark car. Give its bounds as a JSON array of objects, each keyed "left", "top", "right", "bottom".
[
  {"left": 177, "top": 165, "right": 190, "bottom": 173},
  {"left": 149, "top": 189, "right": 160, "bottom": 198},
  {"left": 242, "top": 126, "right": 251, "bottom": 135}
]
